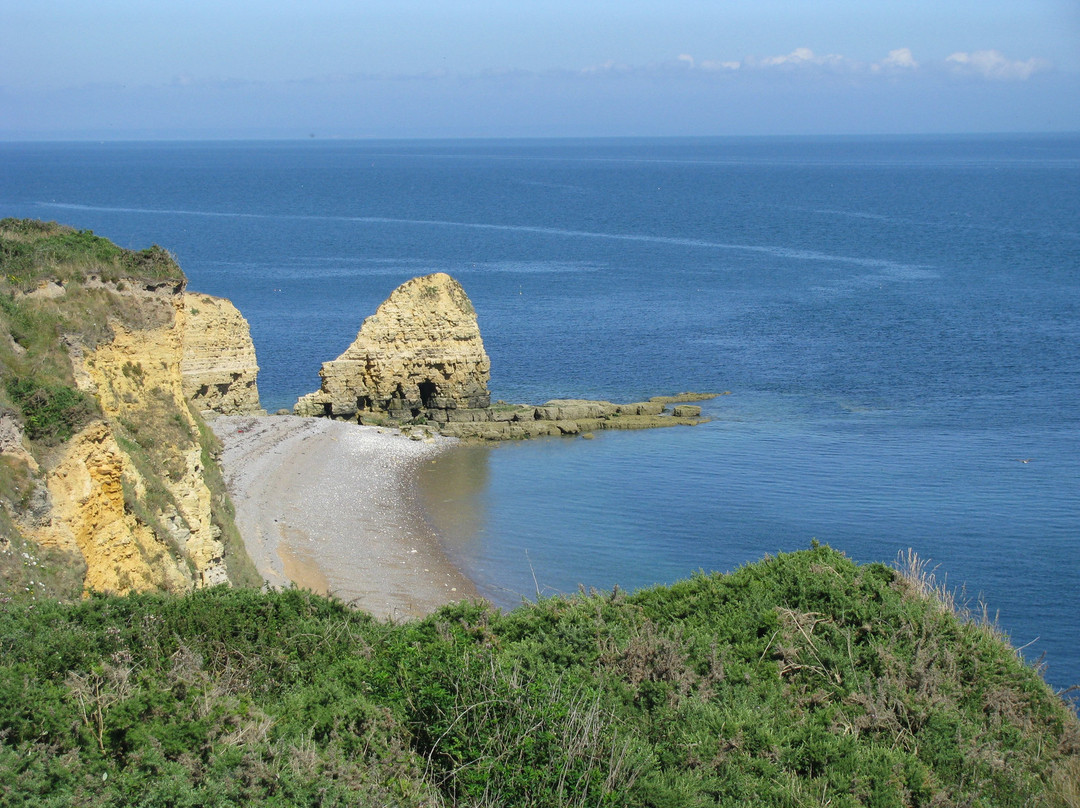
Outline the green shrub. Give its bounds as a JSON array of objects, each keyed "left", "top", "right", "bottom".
[
  {"left": 0, "top": 218, "right": 183, "bottom": 287},
  {"left": 1, "top": 547, "right": 1076, "bottom": 806},
  {"left": 5, "top": 377, "right": 95, "bottom": 445}
]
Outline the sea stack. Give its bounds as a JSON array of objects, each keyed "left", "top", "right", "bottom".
[{"left": 294, "top": 273, "right": 491, "bottom": 424}]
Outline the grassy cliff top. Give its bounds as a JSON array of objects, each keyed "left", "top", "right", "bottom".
[
  {"left": 0, "top": 218, "right": 183, "bottom": 289},
  {"left": 1, "top": 545, "right": 1076, "bottom": 806},
  {"left": 0, "top": 219, "right": 187, "bottom": 447}
]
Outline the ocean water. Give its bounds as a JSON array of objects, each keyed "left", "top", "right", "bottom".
[{"left": 2, "top": 136, "right": 1078, "bottom": 692}]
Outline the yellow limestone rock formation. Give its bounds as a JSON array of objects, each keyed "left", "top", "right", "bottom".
[
  {"left": 37, "top": 422, "right": 192, "bottom": 594},
  {"left": 181, "top": 292, "right": 262, "bottom": 415},
  {"left": 291, "top": 271, "right": 715, "bottom": 440},
  {"left": 20, "top": 284, "right": 238, "bottom": 594},
  {"left": 295, "top": 273, "right": 491, "bottom": 423},
  {"left": 0, "top": 222, "right": 262, "bottom": 597}
]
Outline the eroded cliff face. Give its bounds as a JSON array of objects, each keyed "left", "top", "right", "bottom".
[
  {"left": 12, "top": 284, "right": 237, "bottom": 594},
  {"left": 0, "top": 222, "right": 261, "bottom": 600},
  {"left": 295, "top": 273, "right": 491, "bottom": 423},
  {"left": 181, "top": 292, "right": 262, "bottom": 416},
  {"left": 34, "top": 422, "right": 194, "bottom": 593}
]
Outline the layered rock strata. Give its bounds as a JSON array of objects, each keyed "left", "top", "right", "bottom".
[
  {"left": 295, "top": 273, "right": 491, "bottom": 423},
  {"left": 35, "top": 421, "right": 196, "bottom": 593},
  {"left": 181, "top": 292, "right": 262, "bottom": 415},
  {"left": 38, "top": 286, "right": 232, "bottom": 590},
  {"left": 431, "top": 394, "right": 715, "bottom": 441}
]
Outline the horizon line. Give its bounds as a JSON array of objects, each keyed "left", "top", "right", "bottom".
[{"left": 2, "top": 130, "right": 1079, "bottom": 145}]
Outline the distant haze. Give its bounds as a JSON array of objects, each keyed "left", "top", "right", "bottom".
[{"left": 2, "top": 1, "right": 1078, "bottom": 139}]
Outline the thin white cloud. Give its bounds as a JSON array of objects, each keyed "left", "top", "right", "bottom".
[
  {"left": 694, "top": 47, "right": 911, "bottom": 74},
  {"left": 755, "top": 47, "right": 847, "bottom": 69},
  {"left": 698, "top": 59, "right": 741, "bottom": 72},
  {"left": 129, "top": 46, "right": 1055, "bottom": 92},
  {"left": 257, "top": 46, "right": 1054, "bottom": 86},
  {"left": 577, "top": 59, "right": 633, "bottom": 76},
  {"left": 946, "top": 50, "right": 1050, "bottom": 80},
  {"left": 611, "top": 47, "right": 1051, "bottom": 82},
  {"left": 879, "top": 48, "right": 919, "bottom": 70}
]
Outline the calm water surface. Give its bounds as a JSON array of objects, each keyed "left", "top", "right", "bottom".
[{"left": 1, "top": 135, "right": 1077, "bottom": 692}]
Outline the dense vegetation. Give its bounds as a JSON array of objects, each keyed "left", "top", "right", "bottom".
[
  {"left": 1, "top": 546, "right": 1076, "bottom": 806},
  {"left": 1, "top": 218, "right": 182, "bottom": 289}
]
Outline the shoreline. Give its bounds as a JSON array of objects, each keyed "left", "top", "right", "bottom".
[{"left": 210, "top": 414, "right": 477, "bottom": 620}]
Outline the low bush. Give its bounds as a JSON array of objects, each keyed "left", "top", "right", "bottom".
[
  {"left": 0, "top": 546, "right": 1076, "bottom": 806},
  {"left": 0, "top": 219, "right": 182, "bottom": 287},
  {"left": 4, "top": 378, "right": 95, "bottom": 445}
]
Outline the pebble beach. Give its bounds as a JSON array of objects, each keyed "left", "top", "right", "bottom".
[{"left": 210, "top": 415, "right": 476, "bottom": 620}]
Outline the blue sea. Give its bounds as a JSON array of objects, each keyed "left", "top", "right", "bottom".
[{"left": 1, "top": 136, "right": 1077, "bottom": 693}]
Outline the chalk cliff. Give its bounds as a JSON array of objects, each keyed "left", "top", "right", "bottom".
[
  {"left": 295, "top": 273, "right": 491, "bottom": 422},
  {"left": 181, "top": 292, "right": 262, "bottom": 415},
  {"left": 0, "top": 220, "right": 260, "bottom": 599}
]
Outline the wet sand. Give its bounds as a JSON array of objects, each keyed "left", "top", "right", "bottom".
[{"left": 210, "top": 415, "right": 477, "bottom": 620}]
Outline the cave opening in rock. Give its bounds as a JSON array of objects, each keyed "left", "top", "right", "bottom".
[{"left": 418, "top": 380, "right": 438, "bottom": 409}]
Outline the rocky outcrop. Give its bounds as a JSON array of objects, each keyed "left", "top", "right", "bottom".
[
  {"left": 293, "top": 271, "right": 716, "bottom": 441},
  {"left": 295, "top": 273, "right": 491, "bottom": 423},
  {"left": 33, "top": 422, "right": 195, "bottom": 593},
  {"left": 181, "top": 292, "right": 262, "bottom": 415},
  {"left": 0, "top": 412, "right": 38, "bottom": 472},
  {"left": 31, "top": 288, "right": 233, "bottom": 591},
  {"left": 431, "top": 394, "right": 716, "bottom": 441}
]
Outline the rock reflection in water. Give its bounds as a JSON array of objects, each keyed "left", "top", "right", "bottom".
[{"left": 417, "top": 443, "right": 498, "bottom": 597}]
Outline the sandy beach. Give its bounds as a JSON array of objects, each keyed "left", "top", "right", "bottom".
[{"left": 211, "top": 415, "right": 477, "bottom": 620}]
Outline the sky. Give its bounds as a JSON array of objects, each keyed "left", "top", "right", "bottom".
[{"left": 2, "top": 1, "right": 1078, "bottom": 139}]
